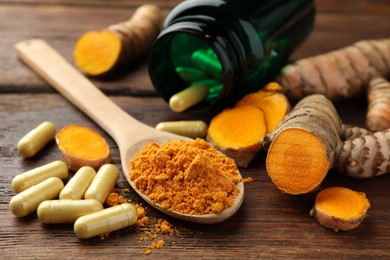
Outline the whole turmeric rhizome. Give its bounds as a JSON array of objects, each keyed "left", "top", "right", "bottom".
[{"left": 130, "top": 138, "right": 242, "bottom": 215}]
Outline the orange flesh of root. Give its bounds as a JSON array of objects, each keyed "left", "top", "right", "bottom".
[
  {"left": 74, "top": 31, "right": 122, "bottom": 76},
  {"left": 57, "top": 126, "right": 110, "bottom": 160},
  {"left": 266, "top": 128, "right": 330, "bottom": 194},
  {"left": 236, "top": 82, "right": 288, "bottom": 133},
  {"left": 257, "top": 94, "right": 289, "bottom": 133},
  {"left": 315, "top": 187, "right": 370, "bottom": 220},
  {"left": 208, "top": 106, "right": 266, "bottom": 150}
]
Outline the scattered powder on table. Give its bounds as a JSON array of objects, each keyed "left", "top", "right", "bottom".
[
  {"left": 130, "top": 138, "right": 242, "bottom": 215},
  {"left": 242, "top": 176, "right": 253, "bottom": 184},
  {"left": 145, "top": 239, "right": 165, "bottom": 255},
  {"left": 134, "top": 204, "right": 178, "bottom": 255},
  {"left": 103, "top": 190, "right": 175, "bottom": 255},
  {"left": 105, "top": 192, "right": 127, "bottom": 206}
]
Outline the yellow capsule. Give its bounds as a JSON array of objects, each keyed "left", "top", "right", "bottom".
[
  {"left": 169, "top": 85, "right": 209, "bottom": 112},
  {"left": 74, "top": 203, "right": 138, "bottom": 239},
  {"left": 9, "top": 177, "right": 64, "bottom": 217},
  {"left": 84, "top": 164, "right": 119, "bottom": 204},
  {"left": 60, "top": 166, "right": 96, "bottom": 200},
  {"left": 12, "top": 160, "right": 68, "bottom": 194},
  {"left": 156, "top": 120, "right": 208, "bottom": 139},
  {"left": 17, "top": 121, "right": 57, "bottom": 157},
  {"left": 37, "top": 199, "right": 103, "bottom": 224}
]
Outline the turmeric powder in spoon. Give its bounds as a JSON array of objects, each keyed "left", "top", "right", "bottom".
[{"left": 130, "top": 138, "right": 241, "bottom": 215}]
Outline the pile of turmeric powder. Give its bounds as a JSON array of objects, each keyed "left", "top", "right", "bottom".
[{"left": 130, "top": 138, "right": 241, "bottom": 215}]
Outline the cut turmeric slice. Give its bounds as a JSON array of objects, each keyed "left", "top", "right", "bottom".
[
  {"left": 310, "top": 187, "right": 370, "bottom": 231},
  {"left": 264, "top": 94, "right": 342, "bottom": 195},
  {"left": 207, "top": 105, "right": 266, "bottom": 167},
  {"left": 74, "top": 31, "right": 122, "bottom": 76},
  {"left": 266, "top": 128, "right": 331, "bottom": 194},
  {"left": 56, "top": 125, "right": 111, "bottom": 172},
  {"left": 236, "top": 82, "right": 290, "bottom": 133},
  {"left": 74, "top": 4, "right": 162, "bottom": 76}
]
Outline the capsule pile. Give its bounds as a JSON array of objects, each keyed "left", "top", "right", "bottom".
[
  {"left": 170, "top": 48, "right": 223, "bottom": 112},
  {"left": 10, "top": 122, "right": 139, "bottom": 239}
]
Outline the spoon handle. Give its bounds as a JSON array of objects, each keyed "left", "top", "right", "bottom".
[{"left": 14, "top": 39, "right": 149, "bottom": 142}]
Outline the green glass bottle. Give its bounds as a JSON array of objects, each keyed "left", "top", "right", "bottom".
[{"left": 149, "top": 0, "right": 315, "bottom": 112}]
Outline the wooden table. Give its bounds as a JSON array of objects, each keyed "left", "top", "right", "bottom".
[{"left": 1, "top": 0, "right": 390, "bottom": 258}]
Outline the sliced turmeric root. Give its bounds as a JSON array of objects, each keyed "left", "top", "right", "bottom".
[
  {"left": 310, "top": 187, "right": 370, "bottom": 231},
  {"left": 207, "top": 105, "right": 266, "bottom": 167},
  {"left": 74, "top": 31, "right": 122, "bottom": 76},
  {"left": 264, "top": 94, "right": 342, "bottom": 195},
  {"left": 236, "top": 82, "right": 290, "bottom": 133},
  {"left": 266, "top": 128, "right": 331, "bottom": 194},
  {"left": 56, "top": 125, "right": 111, "bottom": 172},
  {"left": 74, "top": 4, "right": 162, "bottom": 76}
]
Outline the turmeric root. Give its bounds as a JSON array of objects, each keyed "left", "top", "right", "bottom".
[
  {"left": 74, "top": 4, "right": 162, "bottom": 76},
  {"left": 278, "top": 38, "right": 390, "bottom": 131},
  {"left": 236, "top": 82, "right": 290, "bottom": 133},
  {"left": 366, "top": 77, "right": 390, "bottom": 131},
  {"left": 340, "top": 124, "right": 372, "bottom": 141},
  {"left": 310, "top": 187, "right": 370, "bottom": 231},
  {"left": 279, "top": 38, "right": 390, "bottom": 101},
  {"left": 207, "top": 82, "right": 289, "bottom": 167},
  {"left": 207, "top": 105, "right": 266, "bottom": 167},
  {"left": 56, "top": 125, "right": 111, "bottom": 172},
  {"left": 264, "top": 94, "right": 342, "bottom": 195},
  {"left": 335, "top": 129, "right": 390, "bottom": 178}
]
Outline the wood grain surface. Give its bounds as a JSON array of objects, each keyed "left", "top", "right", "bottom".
[{"left": 1, "top": 0, "right": 390, "bottom": 258}]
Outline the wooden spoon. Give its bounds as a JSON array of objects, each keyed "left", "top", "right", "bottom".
[{"left": 14, "top": 39, "right": 244, "bottom": 224}]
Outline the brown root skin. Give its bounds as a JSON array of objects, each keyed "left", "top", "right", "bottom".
[
  {"left": 340, "top": 124, "right": 372, "bottom": 141},
  {"left": 73, "top": 4, "right": 162, "bottom": 77},
  {"left": 335, "top": 129, "right": 390, "bottom": 178},
  {"left": 278, "top": 38, "right": 390, "bottom": 102},
  {"left": 366, "top": 77, "right": 390, "bottom": 131},
  {"left": 56, "top": 125, "right": 111, "bottom": 172},
  {"left": 265, "top": 94, "right": 342, "bottom": 194},
  {"left": 206, "top": 137, "right": 259, "bottom": 168},
  {"left": 207, "top": 105, "right": 266, "bottom": 168},
  {"left": 310, "top": 208, "right": 366, "bottom": 231},
  {"left": 310, "top": 187, "right": 370, "bottom": 231}
]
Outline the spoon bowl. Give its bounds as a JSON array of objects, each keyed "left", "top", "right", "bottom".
[{"left": 14, "top": 39, "right": 244, "bottom": 224}]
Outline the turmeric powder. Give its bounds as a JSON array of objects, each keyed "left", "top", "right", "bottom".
[
  {"left": 130, "top": 138, "right": 241, "bottom": 215},
  {"left": 74, "top": 4, "right": 162, "bottom": 76},
  {"left": 105, "top": 192, "right": 127, "bottom": 207},
  {"left": 310, "top": 187, "right": 370, "bottom": 231},
  {"left": 56, "top": 125, "right": 111, "bottom": 172}
]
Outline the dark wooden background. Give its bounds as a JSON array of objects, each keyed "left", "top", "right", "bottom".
[{"left": 1, "top": 0, "right": 390, "bottom": 258}]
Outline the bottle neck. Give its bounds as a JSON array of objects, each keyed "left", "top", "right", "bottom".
[{"left": 149, "top": 16, "right": 245, "bottom": 112}]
